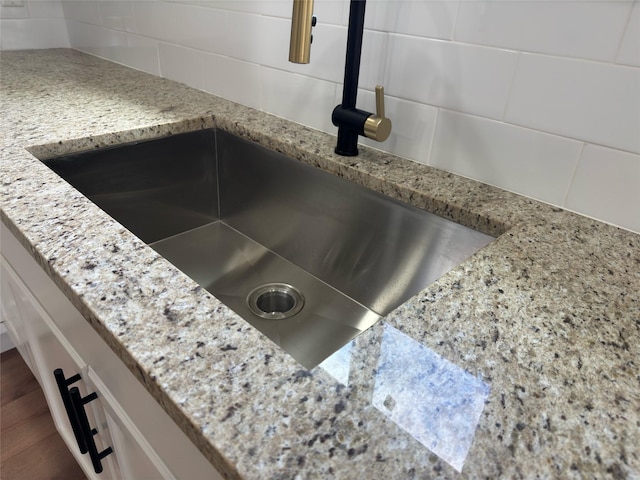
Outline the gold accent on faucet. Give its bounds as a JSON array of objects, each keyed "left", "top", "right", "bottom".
[
  {"left": 289, "top": 0, "right": 315, "bottom": 64},
  {"left": 364, "top": 85, "right": 392, "bottom": 142}
]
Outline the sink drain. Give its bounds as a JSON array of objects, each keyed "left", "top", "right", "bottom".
[{"left": 247, "top": 283, "right": 305, "bottom": 320}]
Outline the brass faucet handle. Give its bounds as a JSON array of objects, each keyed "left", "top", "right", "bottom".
[
  {"left": 375, "top": 84, "right": 386, "bottom": 118},
  {"left": 364, "top": 85, "right": 392, "bottom": 142}
]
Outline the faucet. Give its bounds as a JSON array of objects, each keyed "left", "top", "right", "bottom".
[{"left": 289, "top": 0, "right": 391, "bottom": 156}]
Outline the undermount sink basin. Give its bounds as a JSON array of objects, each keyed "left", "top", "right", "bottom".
[{"left": 43, "top": 129, "right": 494, "bottom": 368}]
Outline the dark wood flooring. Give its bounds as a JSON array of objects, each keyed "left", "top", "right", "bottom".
[{"left": 1, "top": 348, "right": 86, "bottom": 480}]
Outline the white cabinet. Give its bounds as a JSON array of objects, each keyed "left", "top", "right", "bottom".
[
  {"left": 84, "top": 367, "right": 175, "bottom": 480},
  {"left": 1, "top": 259, "right": 37, "bottom": 376},
  {"left": 2, "top": 253, "right": 153, "bottom": 479},
  {"left": 0, "top": 223, "right": 223, "bottom": 480}
]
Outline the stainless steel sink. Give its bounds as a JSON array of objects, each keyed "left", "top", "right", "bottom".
[{"left": 43, "top": 129, "right": 494, "bottom": 368}]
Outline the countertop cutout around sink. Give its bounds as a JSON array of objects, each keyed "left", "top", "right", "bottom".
[{"left": 42, "top": 129, "right": 494, "bottom": 369}]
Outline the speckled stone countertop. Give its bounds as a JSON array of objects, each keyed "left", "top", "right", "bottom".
[{"left": 1, "top": 50, "right": 638, "bottom": 479}]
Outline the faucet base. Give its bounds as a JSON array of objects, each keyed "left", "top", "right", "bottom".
[
  {"left": 335, "top": 131, "right": 359, "bottom": 156},
  {"left": 335, "top": 146, "right": 358, "bottom": 156},
  {"left": 332, "top": 104, "right": 370, "bottom": 156}
]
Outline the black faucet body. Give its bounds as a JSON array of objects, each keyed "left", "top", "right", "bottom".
[
  {"left": 289, "top": 0, "right": 389, "bottom": 156},
  {"left": 332, "top": 0, "right": 369, "bottom": 156}
]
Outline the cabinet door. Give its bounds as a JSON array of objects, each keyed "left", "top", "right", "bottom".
[
  {"left": 85, "top": 368, "right": 175, "bottom": 480},
  {"left": 2, "top": 257, "right": 121, "bottom": 479},
  {"left": 1, "top": 258, "right": 37, "bottom": 376}
]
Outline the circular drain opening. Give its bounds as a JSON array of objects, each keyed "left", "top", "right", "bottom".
[{"left": 247, "top": 283, "right": 305, "bottom": 320}]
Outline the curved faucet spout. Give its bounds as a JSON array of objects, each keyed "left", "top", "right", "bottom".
[{"left": 289, "top": 0, "right": 391, "bottom": 156}]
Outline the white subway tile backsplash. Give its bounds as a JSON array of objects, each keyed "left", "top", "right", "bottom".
[
  {"left": 132, "top": 1, "right": 179, "bottom": 43},
  {"left": 259, "top": 0, "right": 291, "bottom": 19},
  {"left": 506, "top": 53, "right": 640, "bottom": 154},
  {"left": 62, "top": 0, "right": 100, "bottom": 25},
  {"left": 226, "top": 13, "right": 348, "bottom": 84},
  {"left": 65, "top": 18, "right": 101, "bottom": 53},
  {"left": 261, "top": 0, "right": 347, "bottom": 25},
  {"left": 203, "top": 53, "right": 261, "bottom": 109},
  {"left": 173, "top": 3, "right": 227, "bottom": 53},
  {"left": 261, "top": 67, "right": 337, "bottom": 133},
  {"left": 226, "top": 12, "right": 267, "bottom": 64},
  {"left": 0, "top": 17, "right": 70, "bottom": 49},
  {"left": 98, "top": 1, "right": 135, "bottom": 33},
  {"left": 28, "top": 1, "right": 66, "bottom": 19},
  {"left": 616, "top": 1, "right": 640, "bottom": 67},
  {"left": 366, "top": 0, "right": 458, "bottom": 40},
  {"left": 288, "top": 22, "right": 349, "bottom": 84},
  {"left": 113, "top": 33, "right": 160, "bottom": 75},
  {"left": 159, "top": 42, "right": 204, "bottom": 90},
  {"left": 356, "top": 29, "right": 388, "bottom": 90},
  {"left": 0, "top": 3, "right": 29, "bottom": 20},
  {"left": 187, "top": 1, "right": 262, "bottom": 15},
  {"left": 431, "top": 110, "right": 583, "bottom": 206},
  {"left": 454, "top": 1, "right": 632, "bottom": 62},
  {"left": 97, "top": 29, "right": 133, "bottom": 65},
  {"left": 69, "top": 20, "right": 125, "bottom": 60},
  {"left": 385, "top": 35, "right": 518, "bottom": 120},
  {"left": 565, "top": 144, "right": 640, "bottom": 233},
  {"left": 67, "top": 19, "right": 159, "bottom": 75}
]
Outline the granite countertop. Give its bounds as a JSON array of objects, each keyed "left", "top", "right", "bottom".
[{"left": 1, "top": 50, "right": 638, "bottom": 479}]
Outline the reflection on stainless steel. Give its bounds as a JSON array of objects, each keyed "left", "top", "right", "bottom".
[
  {"left": 217, "top": 130, "right": 494, "bottom": 316},
  {"left": 150, "top": 222, "right": 379, "bottom": 369},
  {"left": 43, "top": 129, "right": 218, "bottom": 244},
  {"left": 43, "top": 129, "right": 495, "bottom": 369},
  {"left": 373, "top": 324, "right": 490, "bottom": 472},
  {"left": 318, "top": 340, "right": 353, "bottom": 386}
]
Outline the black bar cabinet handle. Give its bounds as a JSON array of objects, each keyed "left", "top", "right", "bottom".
[
  {"left": 69, "top": 386, "right": 113, "bottom": 474},
  {"left": 53, "top": 368, "right": 88, "bottom": 454}
]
